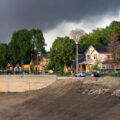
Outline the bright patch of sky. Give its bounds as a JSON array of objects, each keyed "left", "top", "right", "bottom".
[{"left": 44, "top": 11, "right": 120, "bottom": 51}]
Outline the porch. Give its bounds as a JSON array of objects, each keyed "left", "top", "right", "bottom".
[{"left": 79, "top": 60, "right": 93, "bottom": 73}]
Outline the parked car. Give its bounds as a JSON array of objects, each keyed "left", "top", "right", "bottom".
[
  {"left": 49, "top": 70, "right": 54, "bottom": 74},
  {"left": 87, "top": 71, "right": 99, "bottom": 77},
  {"left": 75, "top": 72, "right": 86, "bottom": 77},
  {"left": 42, "top": 71, "right": 49, "bottom": 75},
  {"left": 22, "top": 71, "right": 29, "bottom": 75},
  {"left": 7, "top": 70, "right": 13, "bottom": 75}
]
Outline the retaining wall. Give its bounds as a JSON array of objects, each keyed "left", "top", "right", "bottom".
[{"left": 0, "top": 75, "right": 57, "bottom": 92}]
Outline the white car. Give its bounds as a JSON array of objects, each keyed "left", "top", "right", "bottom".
[{"left": 75, "top": 72, "right": 86, "bottom": 77}]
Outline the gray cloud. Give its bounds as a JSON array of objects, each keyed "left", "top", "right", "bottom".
[{"left": 0, "top": 0, "right": 120, "bottom": 45}]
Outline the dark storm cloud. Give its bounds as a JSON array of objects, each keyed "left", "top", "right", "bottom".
[{"left": 0, "top": 0, "right": 120, "bottom": 43}]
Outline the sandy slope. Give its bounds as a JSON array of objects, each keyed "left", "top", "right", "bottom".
[{"left": 0, "top": 78, "right": 120, "bottom": 120}]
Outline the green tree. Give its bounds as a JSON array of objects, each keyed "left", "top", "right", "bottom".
[
  {"left": 49, "top": 36, "right": 76, "bottom": 69},
  {"left": 78, "top": 21, "right": 120, "bottom": 53},
  {"left": 8, "top": 28, "right": 46, "bottom": 62},
  {"left": 0, "top": 44, "right": 9, "bottom": 69},
  {"left": 9, "top": 29, "right": 32, "bottom": 61},
  {"left": 46, "top": 60, "right": 53, "bottom": 70},
  {"left": 115, "top": 49, "right": 120, "bottom": 62},
  {"left": 30, "top": 29, "right": 46, "bottom": 57}
]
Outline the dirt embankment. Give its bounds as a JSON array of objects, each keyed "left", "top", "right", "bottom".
[{"left": 0, "top": 77, "right": 120, "bottom": 120}]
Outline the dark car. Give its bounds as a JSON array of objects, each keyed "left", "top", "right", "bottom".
[
  {"left": 7, "top": 70, "right": 13, "bottom": 75},
  {"left": 42, "top": 71, "right": 49, "bottom": 75},
  {"left": 87, "top": 71, "right": 99, "bottom": 77}
]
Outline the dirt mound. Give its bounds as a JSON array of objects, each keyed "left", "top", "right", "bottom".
[
  {"left": 99, "top": 76, "right": 120, "bottom": 88},
  {"left": 0, "top": 79, "right": 120, "bottom": 120},
  {"left": 82, "top": 76, "right": 120, "bottom": 89}
]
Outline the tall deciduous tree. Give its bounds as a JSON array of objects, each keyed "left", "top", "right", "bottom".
[
  {"left": 30, "top": 29, "right": 46, "bottom": 56},
  {"left": 0, "top": 44, "right": 9, "bottom": 69},
  {"left": 49, "top": 36, "right": 76, "bottom": 69},
  {"left": 8, "top": 28, "right": 46, "bottom": 62},
  {"left": 70, "top": 29, "right": 85, "bottom": 43},
  {"left": 9, "top": 29, "right": 32, "bottom": 61},
  {"left": 115, "top": 49, "right": 120, "bottom": 62},
  {"left": 108, "top": 30, "right": 120, "bottom": 59}
]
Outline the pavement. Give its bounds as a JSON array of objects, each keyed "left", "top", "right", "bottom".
[{"left": 57, "top": 76, "right": 84, "bottom": 80}]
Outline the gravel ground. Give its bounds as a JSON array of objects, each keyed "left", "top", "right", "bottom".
[{"left": 0, "top": 77, "right": 120, "bottom": 120}]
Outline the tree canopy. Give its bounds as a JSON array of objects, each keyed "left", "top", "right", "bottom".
[
  {"left": 108, "top": 30, "right": 120, "bottom": 57},
  {"left": 30, "top": 29, "right": 46, "bottom": 56},
  {"left": 49, "top": 36, "right": 76, "bottom": 69},
  {"left": 9, "top": 29, "right": 32, "bottom": 61},
  {"left": 115, "top": 49, "right": 120, "bottom": 62},
  {"left": 79, "top": 21, "right": 120, "bottom": 53},
  {"left": 0, "top": 44, "right": 9, "bottom": 69},
  {"left": 8, "top": 28, "right": 46, "bottom": 62},
  {"left": 70, "top": 29, "right": 85, "bottom": 42}
]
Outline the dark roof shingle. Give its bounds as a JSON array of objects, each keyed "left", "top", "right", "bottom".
[{"left": 93, "top": 45, "right": 109, "bottom": 53}]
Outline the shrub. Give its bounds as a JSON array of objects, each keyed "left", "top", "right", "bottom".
[{"left": 92, "top": 59, "right": 100, "bottom": 72}]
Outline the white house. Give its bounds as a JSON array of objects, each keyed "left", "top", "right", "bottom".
[{"left": 79, "top": 45, "right": 115, "bottom": 72}]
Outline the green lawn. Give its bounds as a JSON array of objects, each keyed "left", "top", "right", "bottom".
[{"left": 99, "top": 73, "right": 120, "bottom": 77}]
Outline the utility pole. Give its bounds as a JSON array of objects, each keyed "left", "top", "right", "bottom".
[
  {"left": 37, "top": 52, "right": 41, "bottom": 73},
  {"left": 70, "top": 29, "right": 85, "bottom": 73},
  {"left": 76, "top": 42, "right": 79, "bottom": 73}
]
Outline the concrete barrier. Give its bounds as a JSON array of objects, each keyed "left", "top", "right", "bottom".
[{"left": 0, "top": 75, "right": 57, "bottom": 92}]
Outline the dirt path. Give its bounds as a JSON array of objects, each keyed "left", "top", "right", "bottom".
[{"left": 0, "top": 93, "right": 31, "bottom": 110}]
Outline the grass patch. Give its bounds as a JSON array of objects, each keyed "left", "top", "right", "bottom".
[{"left": 100, "top": 73, "right": 120, "bottom": 77}]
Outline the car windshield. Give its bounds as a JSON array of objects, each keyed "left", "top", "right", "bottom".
[{"left": 88, "top": 72, "right": 92, "bottom": 74}]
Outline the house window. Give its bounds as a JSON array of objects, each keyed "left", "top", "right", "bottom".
[
  {"left": 109, "top": 64, "right": 114, "bottom": 69},
  {"left": 94, "top": 54, "right": 97, "bottom": 59},
  {"left": 87, "top": 55, "right": 90, "bottom": 60},
  {"left": 111, "top": 64, "right": 114, "bottom": 69},
  {"left": 102, "top": 64, "right": 105, "bottom": 69}
]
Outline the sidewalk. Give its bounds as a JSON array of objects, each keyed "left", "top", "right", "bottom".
[{"left": 57, "top": 76, "right": 84, "bottom": 80}]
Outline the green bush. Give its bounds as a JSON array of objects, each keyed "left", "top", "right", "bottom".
[
  {"left": 64, "top": 72, "right": 71, "bottom": 76},
  {"left": 92, "top": 60, "right": 100, "bottom": 72},
  {"left": 59, "top": 67, "right": 64, "bottom": 76}
]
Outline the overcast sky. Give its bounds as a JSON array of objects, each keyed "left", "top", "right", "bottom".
[{"left": 0, "top": 0, "right": 120, "bottom": 50}]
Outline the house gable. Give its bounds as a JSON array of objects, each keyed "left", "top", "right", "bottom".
[
  {"left": 85, "top": 45, "right": 114, "bottom": 65},
  {"left": 85, "top": 45, "right": 100, "bottom": 61}
]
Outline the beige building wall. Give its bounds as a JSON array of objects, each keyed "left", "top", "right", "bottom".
[{"left": 99, "top": 53, "right": 112, "bottom": 62}]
